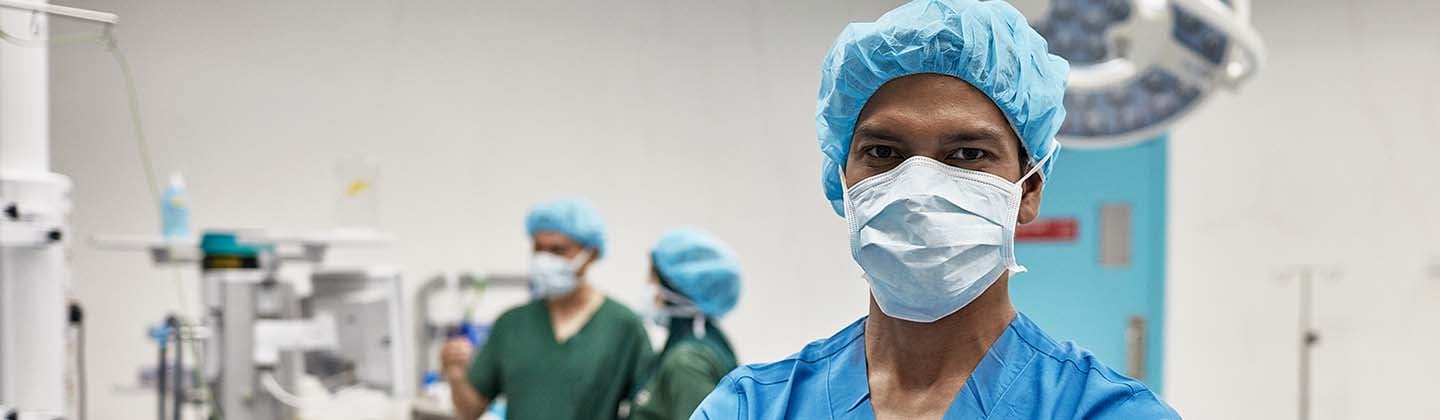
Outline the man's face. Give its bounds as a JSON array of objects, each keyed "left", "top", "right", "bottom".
[
  {"left": 843, "top": 73, "right": 1044, "bottom": 224},
  {"left": 532, "top": 231, "right": 595, "bottom": 276}
]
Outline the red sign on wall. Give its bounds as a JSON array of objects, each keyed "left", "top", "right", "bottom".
[{"left": 1016, "top": 218, "right": 1079, "bottom": 242}]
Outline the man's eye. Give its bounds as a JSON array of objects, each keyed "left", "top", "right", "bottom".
[
  {"left": 953, "top": 148, "right": 987, "bottom": 161},
  {"left": 865, "top": 145, "right": 898, "bottom": 159}
]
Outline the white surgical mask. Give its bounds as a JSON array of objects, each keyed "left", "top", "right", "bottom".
[
  {"left": 841, "top": 152, "right": 1052, "bottom": 323},
  {"left": 529, "top": 250, "right": 590, "bottom": 299},
  {"left": 641, "top": 285, "right": 707, "bottom": 338}
]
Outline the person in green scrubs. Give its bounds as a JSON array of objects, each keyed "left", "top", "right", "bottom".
[
  {"left": 631, "top": 227, "right": 741, "bottom": 420},
  {"left": 440, "top": 198, "right": 654, "bottom": 420}
]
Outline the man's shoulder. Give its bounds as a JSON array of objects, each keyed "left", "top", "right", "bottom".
[
  {"left": 1006, "top": 313, "right": 1179, "bottom": 418},
  {"left": 692, "top": 318, "right": 867, "bottom": 420},
  {"left": 494, "top": 299, "right": 545, "bottom": 326},
  {"left": 663, "top": 341, "right": 719, "bottom": 368},
  {"left": 595, "top": 296, "right": 649, "bottom": 337},
  {"left": 1010, "top": 313, "right": 1144, "bottom": 387},
  {"left": 726, "top": 316, "right": 865, "bottom": 384},
  {"left": 1095, "top": 390, "right": 1182, "bottom": 419},
  {"left": 598, "top": 295, "right": 642, "bottom": 319}
]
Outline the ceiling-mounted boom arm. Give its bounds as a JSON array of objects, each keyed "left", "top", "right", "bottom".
[{"left": 0, "top": 0, "right": 116, "bottom": 24}]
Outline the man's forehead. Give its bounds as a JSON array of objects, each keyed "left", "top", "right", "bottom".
[
  {"left": 533, "top": 231, "right": 580, "bottom": 246},
  {"left": 869, "top": 75, "right": 1004, "bottom": 115},
  {"left": 858, "top": 76, "right": 1018, "bottom": 142}
]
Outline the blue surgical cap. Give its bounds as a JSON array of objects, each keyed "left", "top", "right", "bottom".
[
  {"left": 817, "top": 0, "right": 1070, "bottom": 216},
  {"left": 525, "top": 198, "right": 607, "bottom": 257},
  {"left": 652, "top": 227, "right": 741, "bottom": 320}
]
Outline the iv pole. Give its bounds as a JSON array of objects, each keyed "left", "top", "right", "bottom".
[
  {"left": 1297, "top": 269, "right": 1316, "bottom": 420},
  {"left": 1290, "top": 266, "right": 1333, "bottom": 420}
]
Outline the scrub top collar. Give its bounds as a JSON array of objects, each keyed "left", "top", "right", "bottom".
[{"left": 825, "top": 313, "right": 1042, "bottom": 418}]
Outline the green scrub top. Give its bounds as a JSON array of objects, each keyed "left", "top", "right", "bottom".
[
  {"left": 468, "top": 297, "right": 654, "bottom": 420},
  {"left": 631, "top": 319, "right": 737, "bottom": 420}
]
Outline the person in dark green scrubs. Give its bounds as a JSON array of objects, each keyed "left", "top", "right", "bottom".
[
  {"left": 631, "top": 227, "right": 741, "bottom": 420},
  {"left": 440, "top": 198, "right": 654, "bottom": 420}
]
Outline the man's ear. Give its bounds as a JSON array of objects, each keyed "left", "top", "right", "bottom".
[{"left": 1018, "top": 174, "right": 1045, "bottom": 224}]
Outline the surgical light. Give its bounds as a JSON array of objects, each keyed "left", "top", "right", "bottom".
[{"left": 1009, "top": 0, "right": 1266, "bottom": 148}]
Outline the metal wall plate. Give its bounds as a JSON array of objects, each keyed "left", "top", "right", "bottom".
[{"left": 1100, "top": 203, "right": 1132, "bottom": 267}]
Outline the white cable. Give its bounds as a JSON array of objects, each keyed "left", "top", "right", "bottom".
[
  {"left": 259, "top": 372, "right": 328, "bottom": 408},
  {"left": 106, "top": 38, "right": 164, "bottom": 203}
]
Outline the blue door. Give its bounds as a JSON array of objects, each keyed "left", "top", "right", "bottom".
[{"left": 1011, "top": 137, "right": 1168, "bottom": 393}]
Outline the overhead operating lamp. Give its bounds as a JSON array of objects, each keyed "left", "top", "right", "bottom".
[{"left": 1009, "top": 0, "right": 1265, "bottom": 148}]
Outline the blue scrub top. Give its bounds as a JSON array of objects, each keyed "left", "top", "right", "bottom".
[{"left": 691, "top": 313, "right": 1179, "bottom": 419}]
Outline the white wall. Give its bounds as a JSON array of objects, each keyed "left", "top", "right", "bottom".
[
  {"left": 45, "top": 0, "right": 1438, "bottom": 419},
  {"left": 1166, "top": 0, "right": 1440, "bottom": 418}
]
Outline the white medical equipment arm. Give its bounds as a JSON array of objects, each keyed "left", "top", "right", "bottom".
[
  {"left": 0, "top": 2, "right": 115, "bottom": 419},
  {"left": 93, "top": 231, "right": 403, "bottom": 420},
  {"left": 0, "top": 1, "right": 116, "bottom": 25}
]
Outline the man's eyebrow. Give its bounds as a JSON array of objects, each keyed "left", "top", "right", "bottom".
[
  {"left": 853, "top": 125, "right": 905, "bottom": 143},
  {"left": 942, "top": 126, "right": 1008, "bottom": 144},
  {"left": 854, "top": 123, "right": 1011, "bottom": 146}
]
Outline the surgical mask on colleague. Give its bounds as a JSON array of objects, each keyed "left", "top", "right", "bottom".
[
  {"left": 842, "top": 151, "right": 1053, "bottom": 323},
  {"left": 642, "top": 285, "right": 707, "bottom": 338},
  {"left": 529, "top": 250, "right": 591, "bottom": 299}
]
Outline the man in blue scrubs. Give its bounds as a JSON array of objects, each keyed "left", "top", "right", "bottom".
[{"left": 692, "top": 1, "right": 1180, "bottom": 419}]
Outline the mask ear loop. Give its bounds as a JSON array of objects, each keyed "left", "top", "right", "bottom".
[
  {"left": 838, "top": 165, "right": 862, "bottom": 250},
  {"left": 1006, "top": 141, "right": 1060, "bottom": 275},
  {"left": 567, "top": 249, "right": 594, "bottom": 281},
  {"left": 1016, "top": 141, "right": 1060, "bottom": 187},
  {"left": 569, "top": 249, "right": 593, "bottom": 267},
  {"left": 658, "top": 288, "right": 707, "bottom": 338}
]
